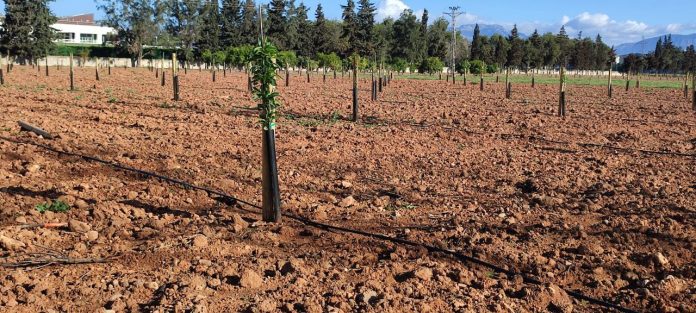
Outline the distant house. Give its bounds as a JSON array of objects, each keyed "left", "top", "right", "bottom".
[{"left": 53, "top": 14, "right": 115, "bottom": 45}]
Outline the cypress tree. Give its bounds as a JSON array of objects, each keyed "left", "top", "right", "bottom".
[
  {"left": 199, "top": 0, "right": 221, "bottom": 53},
  {"left": 418, "top": 9, "right": 428, "bottom": 61},
  {"left": 470, "top": 24, "right": 483, "bottom": 61},
  {"left": 356, "top": 0, "right": 376, "bottom": 57},
  {"left": 341, "top": 0, "right": 358, "bottom": 56},
  {"left": 221, "top": 0, "right": 242, "bottom": 47},
  {"left": 267, "top": 0, "right": 287, "bottom": 49},
  {"left": 240, "top": 0, "right": 257, "bottom": 45},
  {"left": 295, "top": 3, "right": 313, "bottom": 57},
  {"left": 594, "top": 34, "right": 610, "bottom": 70},
  {"left": 557, "top": 26, "right": 571, "bottom": 66},
  {"left": 507, "top": 25, "right": 524, "bottom": 68},
  {"left": 313, "top": 4, "right": 331, "bottom": 55},
  {"left": 284, "top": 0, "right": 299, "bottom": 52},
  {"left": 1, "top": 0, "right": 57, "bottom": 63},
  {"left": 529, "top": 30, "right": 544, "bottom": 69},
  {"left": 491, "top": 34, "right": 509, "bottom": 68},
  {"left": 32, "top": 0, "right": 58, "bottom": 61}
]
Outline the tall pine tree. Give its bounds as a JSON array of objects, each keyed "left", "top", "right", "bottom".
[
  {"left": 427, "top": 18, "right": 449, "bottom": 61},
  {"left": 240, "top": 0, "right": 257, "bottom": 45},
  {"left": 295, "top": 3, "right": 313, "bottom": 57},
  {"left": 528, "top": 30, "right": 544, "bottom": 69},
  {"left": 356, "top": 0, "right": 376, "bottom": 57},
  {"left": 506, "top": 24, "right": 524, "bottom": 68},
  {"left": 284, "top": 0, "right": 299, "bottom": 51},
  {"left": 418, "top": 9, "right": 428, "bottom": 62},
  {"left": 220, "top": 0, "right": 242, "bottom": 47},
  {"left": 313, "top": 4, "right": 331, "bottom": 55},
  {"left": 470, "top": 24, "right": 484, "bottom": 61},
  {"left": 557, "top": 26, "right": 572, "bottom": 66},
  {"left": 341, "top": 0, "right": 358, "bottom": 56},
  {"left": 1, "top": 0, "right": 57, "bottom": 63},
  {"left": 199, "top": 0, "right": 221, "bottom": 53},
  {"left": 267, "top": 0, "right": 287, "bottom": 49}
]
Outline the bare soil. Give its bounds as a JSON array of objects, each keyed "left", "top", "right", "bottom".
[{"left": 0, "top": 66, "right": 695, "bottom": 313}]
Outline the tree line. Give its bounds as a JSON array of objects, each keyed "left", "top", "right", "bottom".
[
  {"left": 1, "top": 0, "right": 695, "bottom": 75},
  {"left": 467, "top": 25, "right": 615, "bottom": 73},
  {"left": 621, "top": 36, "right": 696, "bottom": 75},
  {"left": 0, "top": 0, "right": 57, "bottom": 63}
]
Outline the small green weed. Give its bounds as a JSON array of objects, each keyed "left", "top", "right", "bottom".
[
  {"left": 328, "top": 111, "right": 343, "bottom": 124},
  {"left": 386, "top": 202, "right": 417, "bottom": 211},
  {"left": 297, "top": 119, "right": 321, "bottom": 127},
  {"left": 35, "top": 200, "right": 71, "bottom": 213}
]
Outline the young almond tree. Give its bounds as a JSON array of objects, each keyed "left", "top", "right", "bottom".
[{"left": 251, "top": 21, "right": 282, "bottom": 222}]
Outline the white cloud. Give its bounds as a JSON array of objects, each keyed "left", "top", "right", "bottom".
[
  {"left": 456, "top": 12, "right": 480, "bottom": 25},
  {"left": 666, "top": 23, "right": 683, "bottom": 32},
  {"left": 567, "top": 12, "right": 610, "bottom": 28},
  {"left": 561, "top": 16, "right": 570, "bottom": 25},
  {"left": 507, "top": 12, "right": 666, "bottom": 45},
  {"left": 376, "top": 0, "right": 410, "bottom": 21}
]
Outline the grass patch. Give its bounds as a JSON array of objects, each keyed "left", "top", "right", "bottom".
[
  {"left": 35, "top": 200, "right": 70, "bottom": 213},
  {"left": 386, "top": 201, "right": 417, "bottom": 211},
  {"left": 159, "top": 102, "right": 176, "bottom": 109},
  {"left": 393, "top": 73, "right": 686, "bottom": 89}
]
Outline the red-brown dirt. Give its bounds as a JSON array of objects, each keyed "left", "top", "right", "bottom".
[{"left": 0, "top": 65, "right": 695, "bottom": 312}]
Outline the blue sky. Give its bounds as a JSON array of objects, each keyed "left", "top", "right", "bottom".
[{"left": 2, "top": 0, "right": 695, "bottom": 45}]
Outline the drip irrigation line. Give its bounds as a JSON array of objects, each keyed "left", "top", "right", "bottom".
[
  {"left": 0, "top": 136, "right": 261, "bottom": 210},
  {"left": 390, "top": 120, "right": 693, "bottom": 159},
  {"left": 0, "top": 135, "right": 640, "bottom": 313}
]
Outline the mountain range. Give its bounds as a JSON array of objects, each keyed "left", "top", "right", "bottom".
[
  {"left": 614, "top": 33, "right": 696, "bottom": 55},
  {"left": 458, "top": 24, "right": 528, "bottom": 41}
]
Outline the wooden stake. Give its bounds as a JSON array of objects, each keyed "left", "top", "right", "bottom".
[
  {"left": 69, "top": 53, "right": 74, "bottom": 91},
  {"left": 558, "top": 66, "right": 566, "bottom": 117},
  {"left": 0, "top": 55, "right": 4, "bottom": 85},
  {"left": 692, "top": 73, "right": 695, "bottom": 111},
  {"left": 172, "top": 53, "right": 179, "bottom": 101},
  {"left": 45, "top": 57, "right": 49, "bottom": 76},
  {"left": 608, "top": 64, "right": 613, "bottom": 98},
  {"left": 505, "top": 68, "right": 510, "bottom": 89},
  {"left": 352, "top": 56, "right": 359, "bottom": 122}
]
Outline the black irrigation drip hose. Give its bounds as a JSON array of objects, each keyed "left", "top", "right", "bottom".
[
  {"left": 398, "top": 121, "right": 694, "bottom": 159},
  {"left": 0, "top": 136, "right": 261, "bottom": 210},
  {"left": 0, "top": 135, "right": 640, "bottom": 313}
]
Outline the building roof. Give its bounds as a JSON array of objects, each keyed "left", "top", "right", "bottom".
[{"left": 57, "top": 14, "right": 96, "bottom": 26}]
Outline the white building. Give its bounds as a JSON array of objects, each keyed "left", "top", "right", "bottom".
[{"left": 53, "top": 14, "right": 115, "bottom": 45}]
